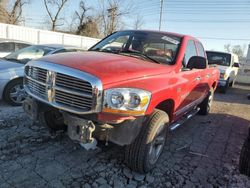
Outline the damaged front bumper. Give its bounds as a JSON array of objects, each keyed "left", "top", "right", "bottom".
[{"left": 23, "top": 97, "right": 145, "bottom": 147}]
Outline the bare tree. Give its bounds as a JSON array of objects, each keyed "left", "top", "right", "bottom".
[
  {"left": 224, "top": 44, "right": 231, "bottom": 53},
  {"left": 97, "top": 0, "right": 132, "bottom": 37},
  {"left": 133, "top": 14, "right": 144, "bottom": 30},
  {"left": 224, "top": 43, "right": 247, "bottom": 58},
  {"left": 69, "top": 0, "right": 99, "bottom": 37},
  {"left": 0, "top": 0, "right": 28, "bottom": 25},
  {"left": 43, "top": 0, "right": 69, "bottom": 31},
  {"left": 232, "top": 44, "right": 247, "bottom": 58}
]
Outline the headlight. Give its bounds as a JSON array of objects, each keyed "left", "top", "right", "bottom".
[
  {"left": 220, "top": 72, "right": 228, "bottom": 79},
  {"left": 220, "top": 73, "right": 225, "bottom": 78},
  {"left": 103, "top": 88, "right": 151, "bottom": 116}
]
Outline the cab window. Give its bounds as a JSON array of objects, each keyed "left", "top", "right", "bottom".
[
  {"left": 183, "top": 40, "right": 197, "bottom": 67},
  {"left": 196, "top": 42, "right": 206, "bottom": 58}
]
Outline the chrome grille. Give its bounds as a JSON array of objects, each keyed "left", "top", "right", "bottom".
[
  {"left": 26, "top": 79, "right": 46, "bottom": 100},
  {"left": 25, "top": 66, "right": 47, "bottom": 83},
  {"left": 55, "top": 90, "right": 93, "bottom": 110},
  {"left": 55, "top": 73, "right": 93, "bottom": 111},
  {"left": 56, "top": 73, "right": 92, "bottom": 94},
  {"left": 24, "top": 63, "right": 102, "bottom": 114}
]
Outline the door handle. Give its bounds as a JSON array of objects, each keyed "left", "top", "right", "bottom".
[
  {"left": 206, "top": 74, "right": 210, "bottom": 78},
  {"left": 195, "top": 76, "right": 201, "bottom": 81}
]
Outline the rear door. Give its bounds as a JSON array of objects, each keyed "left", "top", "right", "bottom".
[{"left": 196, "top": 41, "right": 210, "bottom": 96}]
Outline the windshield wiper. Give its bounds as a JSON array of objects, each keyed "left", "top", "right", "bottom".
[{"left": 119, "top": 50, "right": 161, "bottom": 64}]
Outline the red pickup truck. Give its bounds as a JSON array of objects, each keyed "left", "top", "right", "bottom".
[{"left": 23, "top": 30, "right": 219, "bottom": 172}]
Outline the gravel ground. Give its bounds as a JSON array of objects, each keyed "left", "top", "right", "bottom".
[{"left": 0, "top": 84, "right": 250, "bottom": 188}]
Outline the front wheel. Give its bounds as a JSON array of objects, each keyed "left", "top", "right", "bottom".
[
  {"left": 239, "top": 128, "right": 250, "bottom": 176},
  {"left": 40, "top": 109, "right": 67, "bottom": 131},
  {"left": 220, "top": 79, "right": 229, "bottom": 94},
  {"left": 229, "top": 79, "right": 236, "bottom": 87},
  {"left": 4, "top": 79, "right": 27, "bottom": 106},
  {"left": 125, "top": 110, "right": 169, "bottom": 173}
]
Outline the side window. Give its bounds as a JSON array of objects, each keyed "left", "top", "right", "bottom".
[
  {"left": 196, "top": 42, "right": 206, "bottom": 58},
  {"left": 15, "top": 43, "right": 30, "bottom": 50},
  {"left": 183, "top": 40, "right": 197, "bottom": 67},
  {"left": 0, "top": 42, "right": 15, "bottom": 52}
]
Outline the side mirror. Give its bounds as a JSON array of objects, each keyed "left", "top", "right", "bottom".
[
  {"left": 233, "top": 62, "right": 240, "bottom": 68},
  {"left": 187, "top": 56, "right": 207, "bottom": 69}
]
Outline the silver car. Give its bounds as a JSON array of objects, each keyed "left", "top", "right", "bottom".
[
  {"left": 0, "top": 44, "right": 83, "bottom": 106},
  {"left": 0, "top": 39, "right": 31, "bottom": 57}
]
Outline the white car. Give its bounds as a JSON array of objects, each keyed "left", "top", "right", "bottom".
[
  {"left": 206, "top": 51, "right": 240, "bottom": 93},
  {"left": 0, "top": 44, "right": 83, "bottom": 106},
  {"left": 0, "top": 39, "right": 31, "bottom": 57}
]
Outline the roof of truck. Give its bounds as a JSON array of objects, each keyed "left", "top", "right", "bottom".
[{"left": 118, "top": 30, "right": 197, "bottom": 39}]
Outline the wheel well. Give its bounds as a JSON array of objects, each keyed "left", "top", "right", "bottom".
[
  {"left": 155, "top": 99, "right": 174, "bottom": 121},
  {"left": 3, "top": 77, "right": 23, "bottom": 95},
  {"left": 212, "top": 82, "right": 217, "bottom": 89}
]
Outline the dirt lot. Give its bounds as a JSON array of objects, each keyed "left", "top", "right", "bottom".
[{"left": 0, "top": 84, "right": 250, "bottom": 188}]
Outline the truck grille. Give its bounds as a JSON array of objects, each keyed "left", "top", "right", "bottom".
[{"left": 24, "top": 64, "right": 101, "bottom": 114}]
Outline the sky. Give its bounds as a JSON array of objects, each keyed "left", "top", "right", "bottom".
[{"left": 22, "top": 0, "right": 250, "bottom": 54}]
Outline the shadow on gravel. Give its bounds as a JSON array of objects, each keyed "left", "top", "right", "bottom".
[
  {"left": 0, "top": 101, "right": 9, "bottom": 108},
  {"left": 167, "top": 112, "right": 250, "bottom": 152},
  {"left": 157, "top": 113, "right": 250, "bottom": 187}
]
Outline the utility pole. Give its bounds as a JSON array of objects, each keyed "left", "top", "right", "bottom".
[{"left": 159, "top": 0, "right": 163, "bottom": 31}]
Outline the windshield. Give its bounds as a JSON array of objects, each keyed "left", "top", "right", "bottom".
[
  {"left": 89, "top": 31, "right": 181, "bottom": 65},
  {"left": 4, "top": 45, "right": 56, "bottom": 64},
  {"left": 206, "top": 52, "right": 231, "bottom": 66}
]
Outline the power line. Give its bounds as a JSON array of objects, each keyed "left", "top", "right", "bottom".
[
  {"left": 196, "top": 36, "right": 250, "bottom": 41},
  {"left": 166, "top": 19, "right": 250, "bottom": 23}
]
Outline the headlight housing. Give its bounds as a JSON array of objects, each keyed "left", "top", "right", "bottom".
[
  {"left": 220, "top": 73, "right": 225, "bottom": 79},
  {"left": 103, "top": 88, "right": 151, "bottom": 116}
]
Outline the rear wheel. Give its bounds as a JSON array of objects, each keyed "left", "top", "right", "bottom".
[
  {"left": 4, "top": 79, "right": 26, "bottom": 106},
  {"left": 198, "top": 89, "right": 214, "bottom": 115},
  {"left": 125, "top": 110, "right": 169, "bottom": 173}
]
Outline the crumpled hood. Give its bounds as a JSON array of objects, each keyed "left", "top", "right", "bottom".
[
  {"left": 38, "top": 51, "right": 172, "bottom": 85},
  {"left": 0, "top": 59, "right": 23, "bottom": 72}
]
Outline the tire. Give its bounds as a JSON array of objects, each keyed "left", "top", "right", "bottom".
[
  {"left": 229, "top": 79, "right": 235, "bottom": 87},
  {"left": 198, "top": 89, "right": 214, "bottom": 115},
  {"left": 239, "top": 128, "right": 250, "bottom": 176},
  {"left": 3, "top": 79, "right": 26, "bottom": 106},
  {"left": 220, "top": 79, "right": 229, "bottom": 94},
  {"left": 40, "top": 109, "right": 67, "bottom": 131},
  {"left": 125, "top": 109, "right": 169, "bottom": 173}
]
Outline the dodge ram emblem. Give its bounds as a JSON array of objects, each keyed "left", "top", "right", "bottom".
[{"left": 46, "top": 70, "right": 56, "bottom": 102}]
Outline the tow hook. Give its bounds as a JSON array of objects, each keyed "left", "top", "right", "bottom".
[
  {"left": 63, "top": 113, "right": 97, "bottom": 150},
  {"left": 79, "top": 121, "right": 97, "bottom": 150},
  {"left": 81, "top": 121, "right": 95, "bottom": 143}
]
